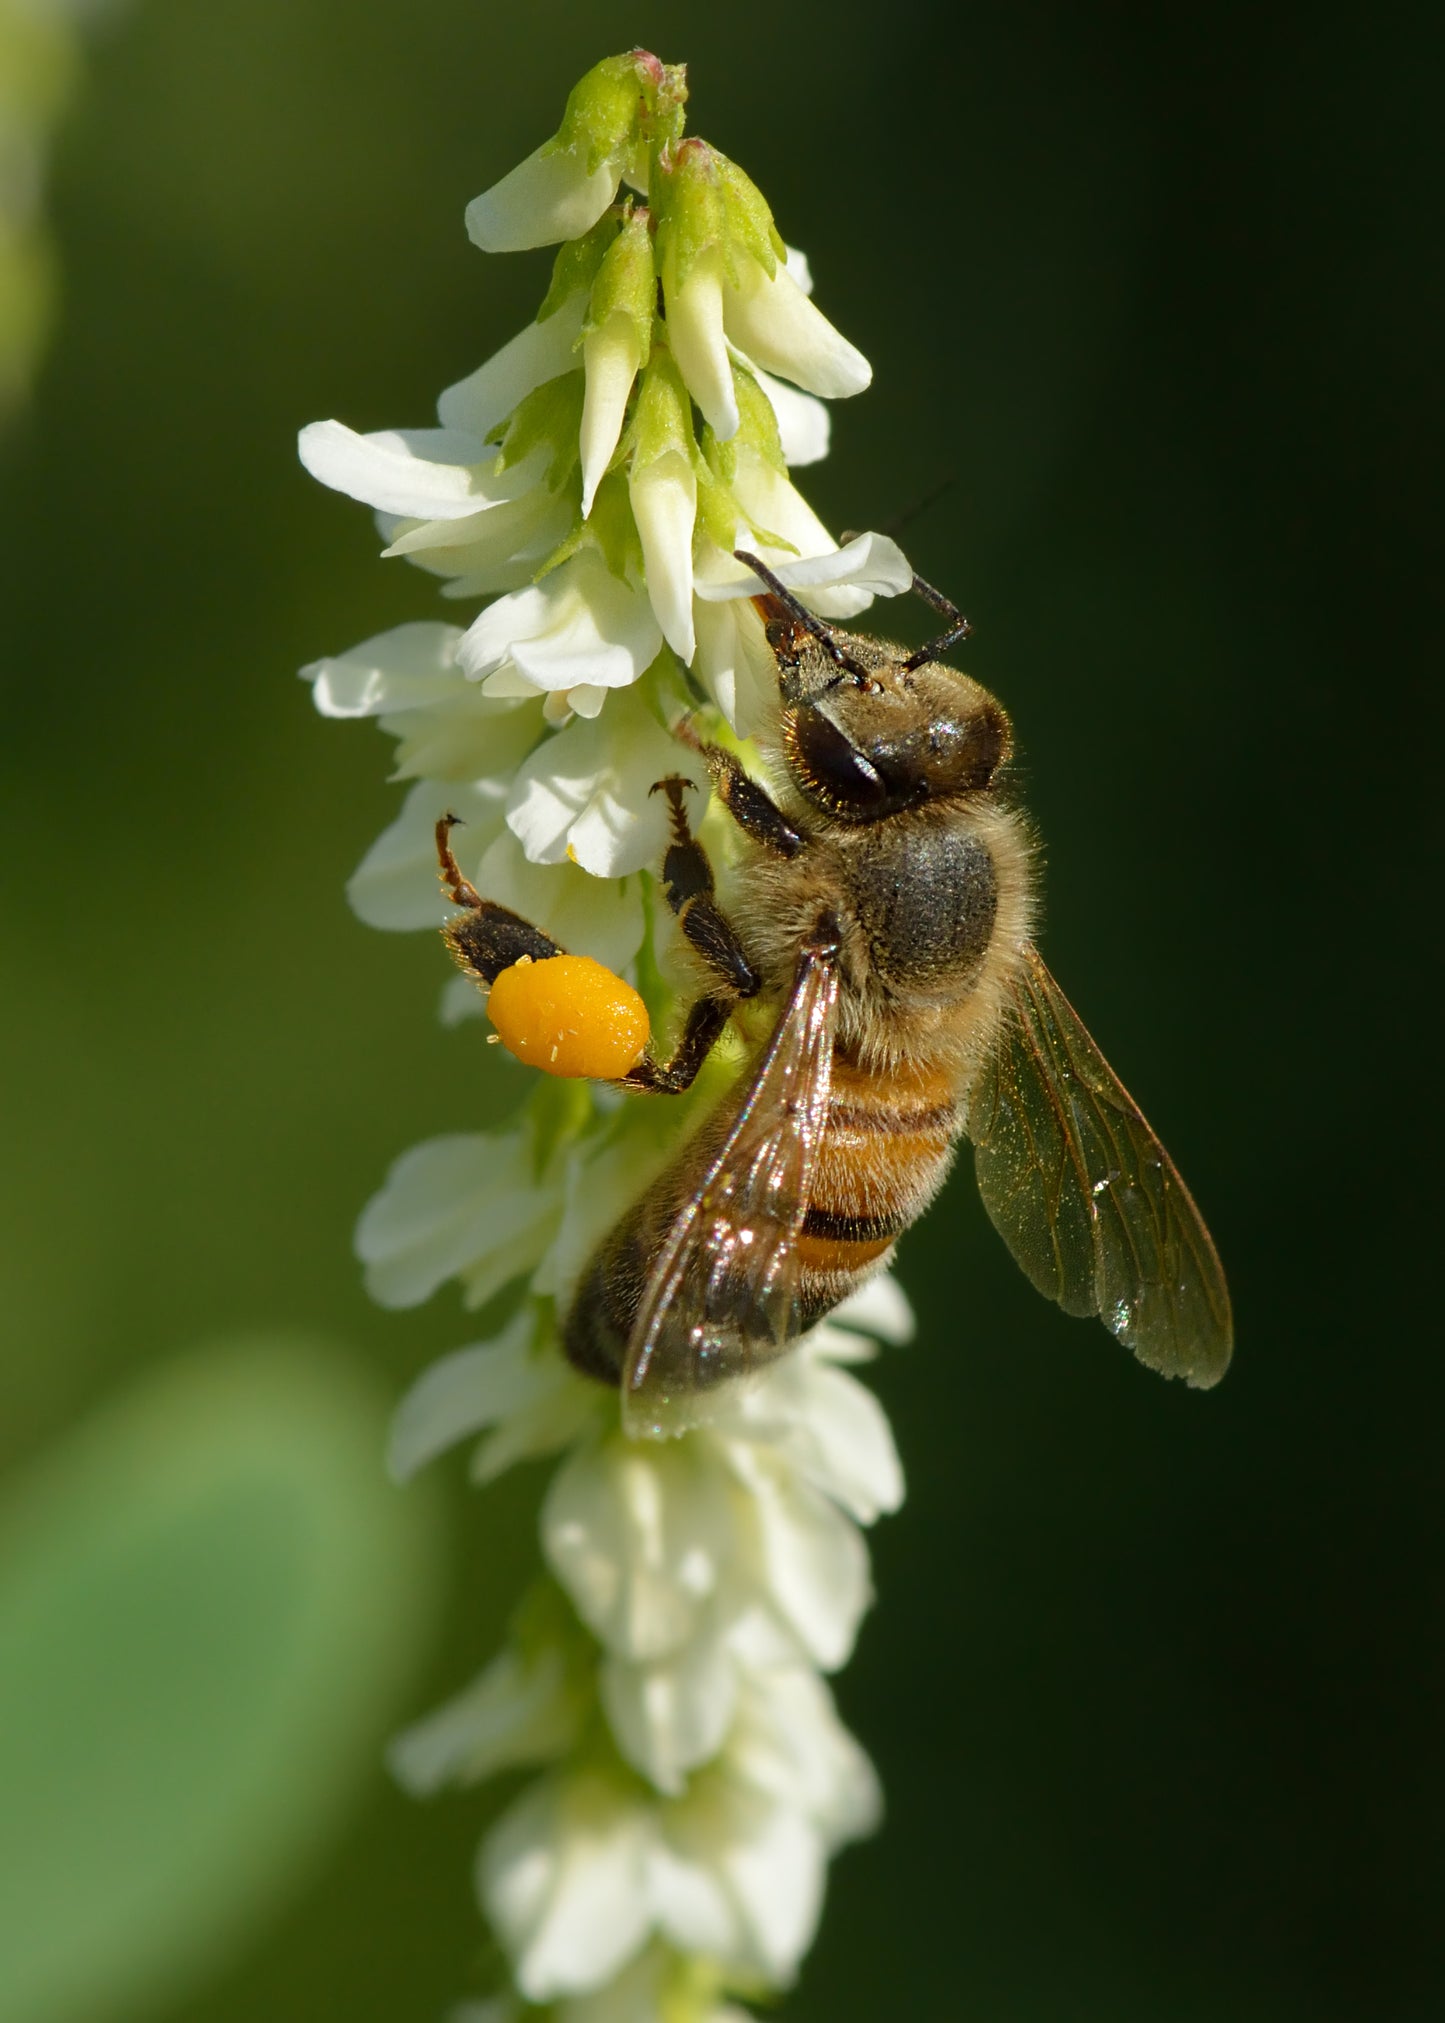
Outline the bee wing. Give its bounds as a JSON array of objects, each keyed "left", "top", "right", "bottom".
[
  {"left": 622, "top": 939, "right": 841, "bottom": 1440},
  {"left": 964, "top": 943, "right": 1233, "bottom": 1388}
]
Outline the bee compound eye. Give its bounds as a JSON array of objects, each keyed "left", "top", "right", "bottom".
[
  {"left": 789, "top": 704, "right": 890, "bottom": 817},
  {"left": 487, "top": 955, "right": 650, "bottom": 1079}
]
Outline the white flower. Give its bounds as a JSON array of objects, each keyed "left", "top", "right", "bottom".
[
  {"left": 466, "top": 145, "right": 622, "bottom": 255},
  {"left": 461, "top": 550, "right": 663, "bottom": 715},
  {"left": 356, "top": 1126, "right": 564, "bottom": 1311},
  {"left": 665, "top": 245, "right": 738, "bottom": 441},
  {"left": 506, "top": 686, "right": 705, "bottom": 878},
  {"left": 301, "top": 52, "right": 925, "bottom": 2023},
  {"left": 471, "top": 829, "right": 647, "bottom": 973},
  {"left": 630, "top": 449, "right": 697, "bottom": 662},
  {"left": 579, "top": 314, "right": 642, "bottom": 517},
  {"left": 437, "top": 298, "right": 587, "bottom": 438},
  {"left": 388, "top": 1640, "right": 583, "bottom": 1794},
  {"left": 298, "top": 419, "right": 517, "bottom": 521},
  {"left": 347, "top": 775, "right": 511, "bottom": 933},
  {"left": 722, "top": 257, "right": 871, "bottom": 401},
  {"left": 753, "top": 365, "right": 830, "bottom": 467},
  {"left": 692, "top": 533, "right": 917, "bottom": 731}
]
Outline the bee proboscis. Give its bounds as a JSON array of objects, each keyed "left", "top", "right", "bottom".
[{"left": 438, "top": 555, "right": 1233, "bottom": 1438}]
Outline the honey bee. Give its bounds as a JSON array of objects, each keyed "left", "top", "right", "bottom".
[{"left": 438, "top": 553, "right": 1232, "bottom": 1437}]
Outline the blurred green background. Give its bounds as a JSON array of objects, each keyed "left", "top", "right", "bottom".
[{"left": 2, "top": 1, "right": 1441, "bottom": 2018}]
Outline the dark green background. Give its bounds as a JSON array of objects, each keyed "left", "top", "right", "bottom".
[{"left": 3, "top": 0, "right": 1441, "bottom": 2016}]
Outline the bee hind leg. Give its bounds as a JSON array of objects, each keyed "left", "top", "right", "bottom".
[{"left": 435, "top": 814, "right": 562, "bottom": 985}]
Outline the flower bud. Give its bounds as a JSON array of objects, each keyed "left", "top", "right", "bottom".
[
  {"left": 628, "top": 350, "right": 698, "bottom": 661},
  {"left": 465, "top": 52, "right": 684, "bottom": 253},
  {"left": 579, "top": 208, "right": 655, "bottom": 515}
]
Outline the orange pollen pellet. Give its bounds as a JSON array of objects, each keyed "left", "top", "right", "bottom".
[{"left": 486, "top": 953, "right": 651, "bottom": 1080}]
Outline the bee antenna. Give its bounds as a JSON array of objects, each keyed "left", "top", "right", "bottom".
[
  {"left": 733, "top": 549, "right": 875, "bottom": 687},
  {"left": 901, "top": 572, "right": 972, "bottom": 672}
]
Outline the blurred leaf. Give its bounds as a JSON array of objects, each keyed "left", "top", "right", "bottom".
[{"left": 0, "top": 1336, "right": 442, "bottom": 2023}]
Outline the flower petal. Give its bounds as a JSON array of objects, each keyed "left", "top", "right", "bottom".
[
  {"left": 695, "top": 528, "right": 915, "bottom": 623},
  {"left": 665, "top": 247, "right": 738, "bottom": 440},
  {"left": 543, "top": 1434, "right": 736, "bottom": 1663},
  {"left": 437, "top": 295, "right": 587, "bottom": 437},
  {"left": 579, "top": 315, "right": 643, "bottom": 517},
  {"left": 466, "top": 144, "right": 621, "bottom": 254},
  {"left": 388, "top": 1642, "right": 581, "bottom": 1794},
  {"left": 387, "top": 1310, "right": 536, "bottom": 1480},
  {"left": 831, "top": 1269, "right": 916, "bottom": 1346},
  {"left": 716, "top": 1352, "right": 904, "bottom": 1526},
  {"left": 297, "top": 420, "right": 497, "bottom": 520},
  {"left": 506, "top": 687, "right": 704, "bottom": 878},
  {"left": 459, "top": 551, "right": 663, "bottom": 696},
  {"left": 355, "top": 1129, "right": 560, "bottom": 1311},
  {"left": 753, "top": 366, "right": 830, "bottom": 467},
  {"left": 721, "top": 261, "right": 871, "bottom": 401},
  {"left": 691, "top": 591, "right": 780, "bottom": 736},
  {"left": 629, "top": 454, "right": 697, "bottom": 661},
  {"left": 725, "top": 1446, "right": 872, "bottom": 1671},
  {"left": 725, "top": 1665, "right": 881, "bottom": 1849},
  {"left": 347, "top": 775, "right": 509, "bottom": 932},
  {"left": 302, "top": 621, "right": 465, "bottom": 718},
  {"left": 600, "top": 1628, "right": 739, "bottom": 1796},
  {"left": 474, "top": 829, "right": 647, "bottom": 972},
  {"left": 481, "top": 1769, "right": 655, "bottom": 2002}
]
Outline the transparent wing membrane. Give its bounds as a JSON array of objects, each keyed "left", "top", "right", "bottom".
[
  {"left": 622, "top": 939, "right": 841, "bottom": 1438},
  {"left": 965, "top": 945, "right": 1232, "bottom": 1388}
]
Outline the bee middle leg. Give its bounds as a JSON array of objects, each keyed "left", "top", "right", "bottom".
[{"left": 619, "top": 778, "right": 762, "bottom": 1097}]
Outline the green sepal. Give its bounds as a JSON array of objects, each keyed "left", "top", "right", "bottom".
[
  {"left": 539, "top": 210, "right": 623, "bottom": 324},
  {"left": 542, "top": 50, "right": 689, "bottom": 186},
  {"left": 694, "top": 454, "right": 742, "bottom": 552},
  {"left": 653, "top": 138, "right": 783, "bottom": 294},
  {"left": 732, "top": 362, "right": 786, "bottom": 472},
  {"left": 652, "top": 138, "right": 727, "bottom": 292},
  {"left": 715, "top": 150, "right": 785, "bottom": 275},
  {"left": 545, "top": 53, "right": 651, "bottom": 178},
  {"left": 630, "top": 346, "right": 696, "bottom": 475},
  {"left": 585, "top": 467, "right": 646, "bottom": 581},
  {"left": 584, "top": 204, "right": 655, "bottom": 364},
  {"left": 533, "top": 466, "right": 644, "bottom": 587},
  {"left": 488, "top": 372, "right": 585, "bottom": 489}
]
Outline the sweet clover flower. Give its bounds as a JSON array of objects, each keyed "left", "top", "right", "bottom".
[{"left": 301, "top": 49, "right": 918, "bottom": 2018}]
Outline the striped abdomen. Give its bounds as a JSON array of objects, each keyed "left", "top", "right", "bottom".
[
  {"left": 563, "top": 1046, "right": 959, "bottom": 1384},
  {"left": 795, "top": 1049, "right": 959, "bottom": 1326}
]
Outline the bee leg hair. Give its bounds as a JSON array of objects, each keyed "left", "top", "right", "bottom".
[
  {"left": 695, "top": 745, "right": 805, "bottom": 859},
  {"left": 650, "top": 776, "right": 762, "bottom": 1000},
  {"left": 618, "top": 990, "right": 736, "bottom": 1095},
  {"left": 435, "top": 814, "right": 561, "bottom": 984}
]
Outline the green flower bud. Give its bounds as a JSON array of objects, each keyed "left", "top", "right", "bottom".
[{"left": 585, "top": 204, "right": 655, "bottom": 360}]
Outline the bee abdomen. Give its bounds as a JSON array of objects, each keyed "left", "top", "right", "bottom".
[{"left": 797, "top": 1056, "right": 959, "bottom": 1320}]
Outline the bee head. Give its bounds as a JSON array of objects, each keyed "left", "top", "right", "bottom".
[{"left": 764, "top": 610, "right": 1011, "bottom": 823}]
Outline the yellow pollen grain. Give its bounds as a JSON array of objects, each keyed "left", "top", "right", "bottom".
[{"left": 487, "top": 953, "right": 650, "bottom": 1080}]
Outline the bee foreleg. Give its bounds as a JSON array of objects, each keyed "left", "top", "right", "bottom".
[{"left": 696, "top": 745, "right": 805, "bottom": 859}]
